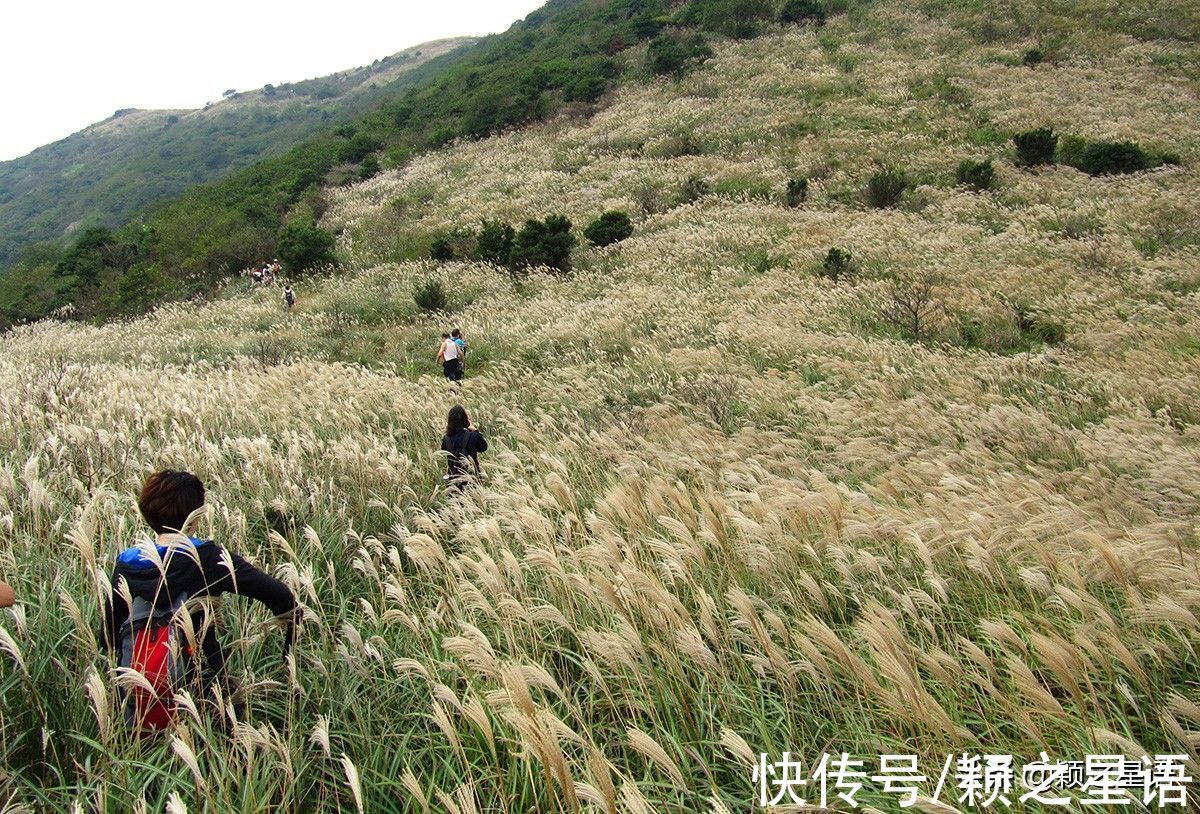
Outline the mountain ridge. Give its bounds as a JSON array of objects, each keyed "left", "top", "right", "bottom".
[{"left": 0, "top": 37, "right": 476, "bottom": 266}]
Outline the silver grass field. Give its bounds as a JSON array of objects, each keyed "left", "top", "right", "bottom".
[{"left": 1, "top": 0, "right": 1199, "bottom": 810}]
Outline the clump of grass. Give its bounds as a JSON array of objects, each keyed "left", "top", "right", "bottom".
[{"left": 864, "top": 166, "right": 908, "bottom": 208}]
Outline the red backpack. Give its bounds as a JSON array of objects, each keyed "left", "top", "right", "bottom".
[{"left": 119, "top": 594, "right": 193, "bottom": 733}]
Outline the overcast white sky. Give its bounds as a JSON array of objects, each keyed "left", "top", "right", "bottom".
[{"left": 0, "top": 0, "right": 545, "bottom": 162}]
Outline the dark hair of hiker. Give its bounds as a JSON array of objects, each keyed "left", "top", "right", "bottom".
[
  {"left": 451, "top": 328, "right": 462, "bottom": 338},
  {"left": 139, "top": 470, "right": 205, "bottom": 534},
  {"left": 446, "top": 405, "right": 470, "bottom": 437}
]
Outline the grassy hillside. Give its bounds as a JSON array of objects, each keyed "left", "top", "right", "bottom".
[
  {"left": 1, "top": 0, "right": 1199, "bottom": 811},
  {"left": 0, "top": 39, "right": 474, "bottom": 272},
  {"left": 0, "top": 0, "right": 747, "bottom": 329}
]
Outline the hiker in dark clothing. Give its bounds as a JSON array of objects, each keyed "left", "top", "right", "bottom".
[
  {"left": 100, "top": 470, "right": 299, "bottom": 730},
  {"left": 441, "top": 405, "right": 487, "bottom": 489}
]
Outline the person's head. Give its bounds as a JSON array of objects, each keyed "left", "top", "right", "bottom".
[
  {"left": 446, "top": 405, "right": 470, "bottom": 436},
  {"left": 139, "top": 470, "right": 206, "bottom": 535},
  {"left": 441, "top": 333, "right": 450, "bottom": 340},
  {"left": 451, "top": 328, "right": 462, "bottom": 338}
]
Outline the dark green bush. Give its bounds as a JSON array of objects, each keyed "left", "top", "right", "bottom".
[
  {"left": 337, "top": 132, "right": 382, "bottom": 164},
  {"left": 584, "top": 211, "right": 634, "bottom": 247},
  {"left": 1014, "top": 127, "right": 1058, "bottom": 167},
  {"left": 54, "top": 226, "right": 121, "bottom": 279},
  {"left": 429, "top": 228, "right": 476, "bottom": 262},
  {"left": 865, "top": 166, "right": 908, "bottom": 209},
  {"left": 512, "top": 215, "right": 575, "bottom": 272},
  {"left": 117, "top": 264, "right": 171, "bottom": 312},
  {"left": 413, "top": 279, "right": 448, "bottom": 312},
  {"left": 1077, "top": 140, "right": 1151, "bottom": 175},
  {"left": 1021, "top": 48, "right": 1044, "bottom": 66},
  {"left": 780, "top": 0, "right": 826, "bottom": 25},
  {"left": 1058, "top": 134, "right": 1087, "bottom": 168},
  {"left": 358, "top": 154, "right": 381, "bottom": 181},
  {"left": 430, "top": 235, "right": 456, "bottom": 261},
  {"left": 276, "top": 221, "right": 336, "bottom": 273},
  {"left": 820, "top": 247, "right": 855, "bottom": 281},
  {"left": 956, "top": 158, "right": 995, "bottom": 192},
  {"left": 475, "top": 220, "right": 515, "bottom": 266},
  {"left": 648, "top": 32, "right": 713, "bottom": 76},
  {"left": 785, "top": 177, "right": 809, "bottom": 207}
]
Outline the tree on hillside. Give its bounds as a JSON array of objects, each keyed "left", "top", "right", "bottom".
[
  {"left": 512, "top": 215, "right": 575, "bottom": 272},
  {"left": 476, "top": 220, "right": 516, "bottom": 266},
  {"left": 54, "top": 226, "right": 127, "bottom": 280},
  {"left": 276, "top": 221, "right": 336, "bottom": 273}
]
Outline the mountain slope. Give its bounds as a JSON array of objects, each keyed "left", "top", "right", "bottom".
[
  {"left": 1, "top": 0, "right": 1198, "bottom": 810},
  {"left": 0, "top": 37, "right": 474, "bottom": 269},
  {"left": 0, "top": 0, "right": 688, "bottom": 328}
]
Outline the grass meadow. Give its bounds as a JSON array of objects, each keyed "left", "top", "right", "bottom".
[{"left": 1, "top": 0, "right": 1199, "bottom": 810}]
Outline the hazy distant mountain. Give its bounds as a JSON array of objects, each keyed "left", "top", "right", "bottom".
[{"left": 0, "top": 37, "right": 475, "bottom": 268}]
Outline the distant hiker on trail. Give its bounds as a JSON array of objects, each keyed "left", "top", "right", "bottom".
[
  {"left": 100, "top": 470, "right": 300, "bottom": 733},
  {"left": 437, "top": 332, "right": 463, "bottom": 382},
  {"left": 451, "top": 328, "right": 467, "bottom": 374},
  {"left": 441, "top": 405, "right": 487, "bottom": 489},
  {"left": 283, "top": 285, "right": 296, "bottom": 311},
  {"left": 251, "top": 267, "right": 263, "bottom": 285}
]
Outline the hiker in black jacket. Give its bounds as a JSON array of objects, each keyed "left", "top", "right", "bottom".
[
  {"left": 441, "top": 405, "right": 487, "bottom": 489},
  {"left": 100, "top": 470, "right": 299, "bottom": 725}
]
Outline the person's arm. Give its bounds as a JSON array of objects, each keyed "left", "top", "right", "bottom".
[
  {"left": 468, "top": 430, "right": 488, "bottom": 455},
  {"left": 99, "top": 573, "right": 128, "bottom": 653},
  {"left": 436, "top": 343, "right": 445, "bottom": 363},
  {"left": 207, "top": 551, "right": 300, "bottom": 650},
  {"left": 0, "top": 581, "right": 13, "bottom": 609}
]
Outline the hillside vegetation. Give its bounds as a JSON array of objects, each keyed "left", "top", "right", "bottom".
[
  {"left": 0, "top": 0, "right": 694, "bottom": 329},
  {"left": 0, "top": 39, "right": 473, "bottom": 273},
  {"left": 1, "top": 0, "right": 1200, "bottom": 811}
]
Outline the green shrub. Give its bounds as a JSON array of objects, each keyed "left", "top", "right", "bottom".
[
  {"left": 357, "top": 155, "right": 381, "bottom": 181},
  {"left": 785, "top": 177, "right": 809, "bottom": 207},
  {"left": 865, "top": 166, "right": 908, "bottom": 209},
  {"left": 584, "top": 211, "right": 634, "bottom": 247},
  {"left": 1021, "top": 48, "right": 1044, "bottom": 66},
  {"left": 54, "top": 226, "right": 121, "bottom": 279},
  {"left": 429, "top": 228, "right": 476, "bottom": 262},
  {"left": 1014, "top": 127, "right": 1058, "bottom": 167},
  {"left": 117, "top": 264, "right": 172, "bottom": 312},
  {"left": 956, "top": 158, "right": 995, "bottom": 192},
  {"left": 1058, "top": 134, "right": 1087, "bottom": 168},
  {"left": 1077, "top": 139, "right": 1152, "bottom": 175},
  {"left": 430, "top": 235, "right": 456, "bottom": 261},
  {"left": 337, "top": 132, "right": 382, "bottom": 164},
  {"left": 820, "top": 247, "right": 855, "bottom": 281},
  {"left": 512, "top": 215, "right": 575, "bottom": 272},
  {"left": 697, "top": 0, "right": 776, "bottom": 38},
  {"left": 780, "top": 0, "right": 826, "bottom": 25},
  {"left": 648, "top": 32, "right": 712, "bottom": 76},
  {"left": 476, "top": 220, "right": 515, "bottom": 266},
  {"left": 276, "top": 221, "right": 336, "bottom": 273},
  {"left": 412, "top": 278, "right": 448, "bottom": 312}
]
